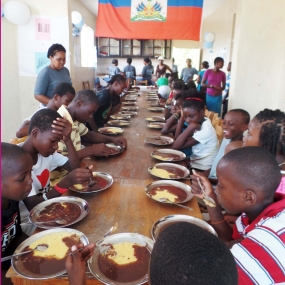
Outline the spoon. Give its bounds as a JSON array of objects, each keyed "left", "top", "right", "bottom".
[
  {"left": 85, "top": 166, "right": 96, "bottom": 187},
  {"left": 21, "top": 218, "right": 67, "bottom": 226},
  {"left": 158, "top": 198, "right": 193, "bottom": 211},
  {"left": 1, "top": 244, "right": 48, "bottom": 262},
  {"left": 197, "top": 179, "right": 216, "bottom": 207}
]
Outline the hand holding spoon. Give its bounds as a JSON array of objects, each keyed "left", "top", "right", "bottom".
[{"left": 1, "top": 244, "right": 48, "bottom": 262}]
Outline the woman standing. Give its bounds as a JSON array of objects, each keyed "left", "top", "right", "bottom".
[
  {"left": 201, "top": 57, "right": 226, "bottom": 116},
  {"left": 141, "top": 57, "right": 154, "bottom": 85},
  {"left": 155, "top": 56, "right": 172, "bottom": 78},
  {"left": 34, "top": 43, "right": 72, "bottom": 107},
  {"left": 197, "top": 61, "right": 209, "bottom": 92},
  {"left": 180, "top": 58, "right": 198, "bottom": 83}
]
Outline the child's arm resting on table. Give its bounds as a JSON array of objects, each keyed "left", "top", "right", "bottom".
[
  {"left": 190, "top": 172, "right": 233, "bottom": 242},
  {"left": 173, "top": 123, "right": 200, "bottom": 150}
]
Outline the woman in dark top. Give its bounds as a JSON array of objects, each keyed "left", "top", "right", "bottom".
[
  {"left": 141, "top": 57, "right": 154, "bottom": 85},
  {"left": 155, "top": 56, "right": 172, "bottom": 78},
  {"left": 91, "top": 74, "right": 126, "bottom": 129}
]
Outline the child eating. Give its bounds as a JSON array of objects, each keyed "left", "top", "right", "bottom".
[
  {"left": 172, "top": 94, "right": 219, "bottom": 171},
  {"left": 1, "top": 143, "right": 33, "bottom": 283},
  {"left": 19, "top": 109, "right": 92, "bottom": 234},
  {"left": 191, "top": 147, "right": 285, "bottom": 284}
]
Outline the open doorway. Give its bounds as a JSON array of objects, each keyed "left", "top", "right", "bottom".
[{"left": 172, "top": 48, "right": 200, "bottom": 78}]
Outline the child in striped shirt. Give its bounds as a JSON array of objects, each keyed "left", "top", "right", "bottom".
[{"left": 191, "top": 147, "right": 285, "bottom": 285}]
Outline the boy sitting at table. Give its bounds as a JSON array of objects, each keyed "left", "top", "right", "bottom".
[
  {"left": 57, "top": 89, "right": 127, "bottom": 158},
  {"left": 19, "top": 108, "right": 92, "bottom": 235},
  {"left": 16, "top": 83, "right": 76, "bottom": 138},
  {"left": 191, "top": 147, "right": 285, "bottom": 285},
  {"left": 207, "top": 109, "right": 250, "bottom": 183},
  {"left": 1, "top": 143, "right": 33, "bottom": 285}
]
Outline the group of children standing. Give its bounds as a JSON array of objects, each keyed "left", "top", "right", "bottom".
[{"left": 2, "top": 58, "right": 285, "bottom": 285}]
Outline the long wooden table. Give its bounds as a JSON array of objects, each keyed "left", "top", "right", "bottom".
[{"left": 8, "top": 90, "right": 202, "bottom": 285}]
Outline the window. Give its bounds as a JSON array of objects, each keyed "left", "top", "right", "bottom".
[{"left": 81, "top": 24, "right": 96, "bottom": 67}]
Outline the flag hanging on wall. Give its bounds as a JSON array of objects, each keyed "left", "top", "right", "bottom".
[{"left": 96, "top": 0, "right": 203, "bottom": 40}]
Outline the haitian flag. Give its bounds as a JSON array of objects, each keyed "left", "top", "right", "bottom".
[{"left": 96, "top": 0, "right": 203, "bottom": 40}]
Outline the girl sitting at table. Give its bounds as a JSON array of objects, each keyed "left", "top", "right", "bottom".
[
  {"left": 91, "top": 74, "right": 126, "bottom": 129},
  {"left": 172, "top": 92, "right": 219, "bottom": 173}
]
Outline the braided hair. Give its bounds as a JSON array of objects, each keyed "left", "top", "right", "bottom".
[
  {"left": 254, "top": 109, "right": 285, "bottom": 156},
  {"left": 47, "top": 44, "right": 66, "bottom": 58}
]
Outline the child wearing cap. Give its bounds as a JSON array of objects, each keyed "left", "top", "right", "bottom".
[{"left": 157, "top": 85, "right": 171, "bottom": 105}]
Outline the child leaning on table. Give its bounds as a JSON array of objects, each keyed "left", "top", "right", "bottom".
[
  {"left": 19, "top": 108, "right": 92, "bottom": 235},
  {"left": 172, "top": 92, "right": 219, "bottom": 172},
  {"left": 1, "top": 143, "right": 33, "bottom": 284},
  {"left": 191, "top": 147, "right": 285, "bottom": 285}
]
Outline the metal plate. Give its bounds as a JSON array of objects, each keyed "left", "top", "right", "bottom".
[
  {"left": 88, "top": 233, "right": 154, "bottom": 285},
  {"left": 145, "top": 116, "right": 165, "bottom": 122},
  {"left": 147, "top": 107, "right": 164, "bottom": 112},
  {"left": 122, "top": 101, "right": 136, "bottom": 106},
  {"left": 144, "top": 135, "right": 174, "bottom": 146},
  {"left": 151, "top": 149, "right": 186, "bottom": 162},
  {"left": 122, "top": 106, "right": 138, "bottom": 111},
  {"left": 148, "top": 163, "right": 190, "bottom": 179},
  {"left": 124, "top": 97, "right": 137, "bottom": 101},
  {"left": 147, "top": 122, "right": 165, "bottom": 129},
  {"left": 29, "top": 196, "right": 89, "bottom": 229},
  {"left": 107, "top": 120, "right": 130, "bottom": 127},
  {"left": 110, "top": 115, "right": 131, "bottom": 120},
  {"left": 118, "top": 111, "right": 137, "bottom": 116},
  {"left": 145, "top": 180, "right": 193, "bottom": 204},
  {"left": 146, "top": 98, "right": 158, "bottom": 101},
  {"left": 12, "top": 228, "right": 89, "bottom": 280},
  {"left": 98, "top": 127, "right": 124, "bottom": 135},
  {"left": 69, "top": 172, "right": 114, "bottom": 194},
  {"left": 151, "top": 215, "right": 217, "bottom": 241},
  {"left": 105, "top": 143, "right": 124, "bottom": 155}
]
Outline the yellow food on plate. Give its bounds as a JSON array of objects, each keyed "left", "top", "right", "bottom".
[
  {"left": 107, "top": 242, "right": 138, "bottom": 265},
  {"left": 146, "top": 117, "right": 155, "bottom": 121},
  {"left": 148, "top": 124, "right": 160, "bottom": 128},
  {"left": 150, "top": 166, "right": 174, "bottom": 178},
  {"left": 29, "top": 232, "right": 80, "bottom": 259},
  {"left": 152, "top": 154, "right": 169, "bottom": 161},
  {"left": 151, "top": 189, "right": 178, "bottom": 202},
  {"left": 118, "top": 122, "right": 129, "bottom": 125},
  {"left": 106, "top": 128, "right": 122, "bottom": 133},
  {"left": 74, "top": 184, "right": 83, "bottom": 190}
]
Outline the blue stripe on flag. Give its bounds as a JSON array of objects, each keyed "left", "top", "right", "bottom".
[{"left": 99, "top": 0, "right": 203, "bottom": 8}]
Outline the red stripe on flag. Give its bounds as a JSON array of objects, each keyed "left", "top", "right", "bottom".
[{"left": 96, "top": 5, "right": 202, "bottom": 40}]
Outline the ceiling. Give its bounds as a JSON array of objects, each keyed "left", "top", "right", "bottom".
[{"left": 78, "top": 0, "right": 228, "bottom": 19}]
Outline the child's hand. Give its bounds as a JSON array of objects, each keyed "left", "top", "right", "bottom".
[
  {"left": 190, "top": 170, "right": 214, "bottom": 199},
  {"left": 112, "top": 137, "right": 127, "bottom": 149},
  {"left": 89, "top": 143, "right": 116, "bottom": 157},
  {"left": 66, "top": 167, "right": 93, "bottom": 185},
  {"left": 65, "top": 243, "right": 95, "bottom": 285},
  {"left": 52, "top": 118, "right": 72, "bottom": 141}
]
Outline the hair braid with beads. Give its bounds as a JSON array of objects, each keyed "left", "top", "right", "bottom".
[{"left": 255, "top": 109, "right": 285, "bottom": 156}]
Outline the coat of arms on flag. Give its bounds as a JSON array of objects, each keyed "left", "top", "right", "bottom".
[{"left": 131, "top": 0, "right": 167, "bottom": 22}]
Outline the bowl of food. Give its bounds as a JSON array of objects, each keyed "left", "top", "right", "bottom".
[{"left": 148, "top": 163, "right": 190, "bottom": 179}]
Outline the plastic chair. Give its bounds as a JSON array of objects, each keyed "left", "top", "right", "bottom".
[{"left": 10, "top": 136, "right": 27, "bottom": 144}]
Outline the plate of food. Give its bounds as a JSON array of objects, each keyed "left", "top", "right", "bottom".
[
  {"left": 151, "top": 215, "right": 217, "bottom": 241},
  {"left": 146, "top": 98, "right": 158, "bottom": 101},
  {"left": 149, "top": 103, "right": 162, "bottom": 107},
  {"left": 28, "top": 196, "right": 89, "bottom": 229},
  {"left": 122, "top": 106, "right": 138, "bottom": 111},
  {"left": 148, "top": 163, "right": 190, "bottom": 179},
  {"left": 107, "top": 120, "right": 130, "bottom": 127},
  {"left": 147, "top": 122, "right": 165, "bottom": 129},
  {"left": 124, "top": 97, "right": 137, "bottom": 101},
  {"left": 98, "top": 127, "right": 124, "bottom": 135},
  {"left": 118, "top": 111, "right": 137, "bottom": 116},
  {"left": 146, "top": 116, "right": 165, "bottom": 122},
  {"left": 144, "top": 136, "right": 174, "bottom": 146},
  {"left": 145, "top": 180, "right": 193, "bottom": 204},
  {"left": 151, "top": 149, "right": 186, "bottom": 162},
  {"left": 69, "top": 172, "right": 113, "bottom": 193},
  {"left": 12, "top": 228, "right": 88, "bottom": 279},
  {"left": 111, "top": 115, "right": 131, "bottom": 120},
  {"left": 122, "top": 102, "right": 136, "bottom": 106},
  {"left": 105, "top": 143, "right": 124, "bottom": 155},
  {"left": 147, "top": 107, "right": 164, "bottom": 112},
  {"left": 88, "top": 233, "right": 154, "bottom": 285}
]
